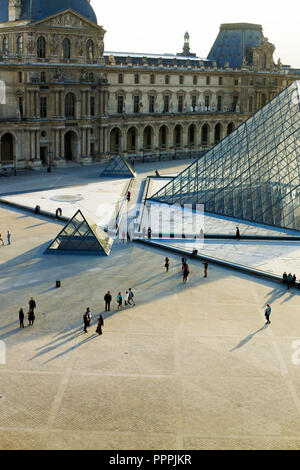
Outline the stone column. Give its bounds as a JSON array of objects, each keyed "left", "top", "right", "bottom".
[
  {"left": 60, "top": 129, "right": 64, "bottom": 158},
  {"left": 86, "top": 91, "right": 90, "bottom": 116},
  {"left": 87, "top": 128, "right": 91, "bottom": 156},
  {"left": 35, "top": 130, "right": 40, "bottom": 160}
]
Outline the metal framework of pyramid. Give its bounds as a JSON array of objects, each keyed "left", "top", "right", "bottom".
[
  {"left": 101, "top": 154, "right": 136, "bottom": 178},
  {"left": 45, "top": 210, "right": 114, "bottom": 256},
  {"left": 150, "top": 81, "right": 300, "bottom": 231}
]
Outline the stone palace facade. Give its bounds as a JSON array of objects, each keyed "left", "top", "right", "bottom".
[{"left": 0, "top": 0, "right": 298, "bottom": 169}]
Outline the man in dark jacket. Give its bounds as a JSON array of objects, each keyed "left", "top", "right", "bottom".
[
  {"left": 104, "top": 291, "right": 112, "bottom": 312},
  {"left": 29, "top": 297, "right": 36, "bottom": 312}
]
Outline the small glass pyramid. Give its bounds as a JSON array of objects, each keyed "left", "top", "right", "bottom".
[
  {"left": 150, "top": 81, "right": 300, "bottom": 231},
  {"left": 101, "top": 154, "right": 136, "bottom": 178},
  {"left": 46, "top": 210, "right": 114, "bottom": 256}
]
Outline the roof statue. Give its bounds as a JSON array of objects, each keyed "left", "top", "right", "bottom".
[{"left": 149, "top": 81, "right": 300, "bottom": 231}]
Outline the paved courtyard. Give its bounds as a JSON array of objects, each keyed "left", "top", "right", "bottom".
[{"left": 1, "top": 162, "right": 300, "bottom": 450}]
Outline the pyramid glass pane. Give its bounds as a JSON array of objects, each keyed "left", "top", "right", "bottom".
[
  {"left": 46, "top": 210, "right": 114, "bottom": 256},
  {"left": 101, "top": 154, "right": 136, "bottom": 178},
  {"left": 150, "top": 81, "right": 300, "bottom": 231}
]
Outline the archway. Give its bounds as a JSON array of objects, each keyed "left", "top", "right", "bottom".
[
  {"left": 201, "top": 124, "right": 209, "bottom": 146},
  {"left": 159, "top": 125, "right": 168, "bottom": 149},
  {"left": 174, "top": 125, "right": 183, "bottom": 148},
  {"left": 143, "top": 126, "right": 153, "bottom": 150},
  {"left": 188, "top": 124, "right": 196, "bottom": 147},
  {"left": 110, "top": 128, "right": 121, "bottom": 153},
  {"left": 214, "top": 123, "right": 222, "bottom": 144},
  {"left": 64, "top": 131, "right": 78, "bottom": 161},
  {"left": 227, "top": 122, "right": 235, "bottom": 136},
  {"left": 1, "top": 133, "right": 14, "bottom": 162},
  {"left": 127, "top": 127, "right": 137, "bottom": 152}
]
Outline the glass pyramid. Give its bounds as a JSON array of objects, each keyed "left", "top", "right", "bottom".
[
  {"left": 46, "top": 210, "right": 114, "bottom": 256},
  {"left": 101, "top": 154, "right": 136, "bottom": 178},
  {"left": 150, "top": 81, "right": 300, "bottom": 231}
]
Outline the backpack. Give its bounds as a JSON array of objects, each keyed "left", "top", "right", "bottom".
[{"left": 129, "top": 291, "right": 134, "bottom": 298}]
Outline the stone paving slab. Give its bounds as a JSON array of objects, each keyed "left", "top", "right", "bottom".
[{"left": 1, "top": 183, "right": 300, "bottom": 450}]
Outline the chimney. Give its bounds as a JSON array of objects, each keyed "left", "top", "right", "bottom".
[{"left": 9, "top": 0, "right": 22, "bottom": 22}]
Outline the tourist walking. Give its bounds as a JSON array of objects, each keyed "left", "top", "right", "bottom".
[
  {"left": 83, "top": 308, "right": 91, "bottom": 333},
  {"left": 117, "top": 292, "right": 123, "bottom": 310},
  {"left": 7, "top": 231, "right": 11, "bottom": 245},
  {"left": 128, "top": 288, "right": 135, "bottom": 306},
  {"left": 127, "top": 191, "right": 131, "bottom": 202},
  {"left": 265, "top": 304, "right": 272, "bottom": 325},
  {"left": 235, "top": 227, "right": 241, "bottom": 240},
  {"left": 147, "top": 227, "right": 152, "bottom": 239},
  {"left": 104, "top": 291, "right": 112, "bottom": 312},
  {"left": 29, "top": 297, "right": 36, "bottom": 313},
  {"left": 19, "top": 308, "right": 24, "bottom": 328},
  {"left": 96, "top": 315, "right": 104, "bottom": 335},
  {"left": 28, "top": 309, "right": 35, "bottom": 326},
  {"left": 292, "top": 274, "right": 297, "bottom": 286},
  {"left": 202, "top": 260, "right": 208, "bottom": 278},
  {"left": 0, "top": 234, "right": 4, "bottom": 246},
  {"left": 124, "top": 291, "right": 130, "bottom": 306},
  {"left": 183, "top": 265, "right": 189, "bottom": 283},
  {"left": 165, "top": 257, "right": 170, "bottom": 272}
]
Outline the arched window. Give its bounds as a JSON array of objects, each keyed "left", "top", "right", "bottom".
[
  {"left": 65, "top": 93, "right": 75, "bottom": 118},
  {"left": 63, "top": 38, "right": 71, "bottom": 59},
  {"left": 17, "top": 36, "right": 23, "bottom": 58},
  {"left": 86, "top": 39, "right": 94, "bottom": 60},
  {"left": 37, "top": 37, "right": 46, "bottom": 58},
  {"left": 3, "top": 36, "right": 8, "bottom": 54}
]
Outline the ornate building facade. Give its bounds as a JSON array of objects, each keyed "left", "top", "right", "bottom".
[{"left": 0, "top": 0, "right": 298, "bottom": 169}]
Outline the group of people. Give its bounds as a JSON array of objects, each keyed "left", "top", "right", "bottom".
[
  {"left": 19, "top": 297, "right": 36, "bottom": 328},
  {"left": 164, "top": 256, "right": 208, "bottom": 282},
  {"left": 83, "top": 308, "right": 104, "bottom": 335},
  {"left": 282, "top": 272, "right": 299, "bottom": 290},
  {"left": 104, "top": 289, "right": 136, "bottom": 311},
  {"left": 83, "top": 289, "right": 136, "bottom": 334},
  {"left": 0, "top": 231, "right": 11, "bottom": 246}
]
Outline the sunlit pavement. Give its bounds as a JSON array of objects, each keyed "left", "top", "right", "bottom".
[{"left": 1, "top": 162, "right": 300, "bottom": 450}]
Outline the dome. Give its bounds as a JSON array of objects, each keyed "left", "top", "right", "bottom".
[
  {"left": 0, "top": 0, "right": 97, "bottom": 24},
  {"left": 207, "top": 23, "right": 264, "bottom": 68}
]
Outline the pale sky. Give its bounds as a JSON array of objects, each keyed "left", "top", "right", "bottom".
[{"left": 91, "top": 0, "right": 300, "bottom": 68}]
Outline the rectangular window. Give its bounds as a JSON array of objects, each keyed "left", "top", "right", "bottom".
[
  {"left": 150, "top": 74, "right": 155, "bottom": 84},
  {"left": 205, "top": 95, "right": 210, "bottom": 108},
  {"left": 134, "top": 74, "right": 139, "bottom": 84},
  {"left": 149, "top": 95, "right": 155, "bottom": 113},
  {"left": 193, "top": 76, "right": 198, "bottom": 85},
  {"left": 164, "top": 95, "right": 169, "bottom": 113},
  {"left": 219, "top": 77, "right": 223, "bottom": 86},
  {"left": 40, "top": 97, "right": 47, "bottom": 118},
  {"left": 165, "top": 75, "right": 169, "bottom": 85},
  {"left": 192, "top": 96, "right": 197, "bottom": 108},
  {"left": 118, "top": 73, "right": 123, "bottom": 84},
  {"left": 179, "top": 75, "right": 184, "bottom": 85},
  {"left": 134, "top": 95, "right": 140, "bottom": 113},
  {"left": 90, "top": 96, "right": 95, "bottom": 116},
  {"left": 18, "top": 71, "right": 22, "bottom": 83},
  {"left": 117, "top": 95, "right": 124, "bottom": 114},
  {"left": 40, "top": 72, "right": 46, "bottom": 83},
  {"left": 178, "top": 95, "right": 183, "bottom": 112},
  {"left": 234, "top": 79, "right": 239, "bottom": 86},
  {"left": 206, "top": 76, "right": 210, "bottom": 85}
]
